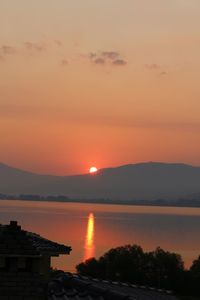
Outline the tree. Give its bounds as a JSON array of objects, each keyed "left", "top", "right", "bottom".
[
  {"left": 188, "top": 256, "right": 200, "bottom": 296},
  {"left": 76, "top": 244, "right": 184, "bottom": 290},
  {"left": 145, "top": 247, "right": 184, "bottom": 290},
  {"left": 76, "top": 258, "right": 100, "bottom": 278},
  {"left": 190, "top": 255, "right": 200, "bottom": 278},
  {"left": 99, "top": 245, "right": 146, "bottom": 283}
]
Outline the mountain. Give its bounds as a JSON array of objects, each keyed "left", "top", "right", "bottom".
[{"left": 0, "top": 162, "right": 200, "bottom": 201}]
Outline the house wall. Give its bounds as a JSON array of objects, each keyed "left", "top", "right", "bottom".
[
  {"left": 0, "top": 272, "right": 46, "bottom": 300},
  {"left": 39, "top": 256, "right": 51, "bottom": 275},
  {"left": 0, "top": 255, "right": 51, "bottom": 299}
]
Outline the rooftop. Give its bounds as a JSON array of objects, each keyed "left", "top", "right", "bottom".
[
  {"left": 0, "top": 221, "right": 71, "bottom": 257},
  {"left": 48, "top": 273, "right": 178, "bottom": 300}
]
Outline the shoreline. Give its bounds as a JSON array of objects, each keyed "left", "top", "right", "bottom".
[{"left": 0, "top": 197, "right": 200, "bottom": 209}]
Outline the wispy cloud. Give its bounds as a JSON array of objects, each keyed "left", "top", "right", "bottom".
[
  {"left": 78, "top": 114, "right": 200, "bottom": 133},
  {"left": 61, "top": 59, "right": 68, "bottom": 66},
  {"left": 88, "top": 50, "right": 127, "bottom": 67},
  {"left": 24, "top": 41, "right": 46, "bottom": 52},
  {"left": 94, "top": 58, "right": 105, "bottom": 65},
  {"left": 1, "top": 45, "right": 16, "bottom": 55},
  {"left": 160, "top": 71, "right": 168, "bottom": 76},
  {"left": 102, "top": 51, "right": 119, "bottom": 60},
  {"left": 112, "top": 59, "right": 127, "bottom": 66},
  {"left": 54, "top": 40, "right": 63, "bottom": 47},
  {"left": 1, "top": 104, "right": 199, "bottom": 133},
  {"left": 145, "top": 63, "right": 161, "bottom": 70},
  {"left": 0, "top": 39, "right": 61, "bottom": 62},
  {"left": 0, "top": 41, "right": 47, "bottom": 61},
  {"left": 0, "top": 41, "right": 128, "bottom": 70},
  {"left": 145, "top": 63, "right": 168, "bottom": 76}
]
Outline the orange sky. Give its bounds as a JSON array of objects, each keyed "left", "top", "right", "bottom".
[{"left": 0, "top": 0, "right": 200, "bottom": 175}]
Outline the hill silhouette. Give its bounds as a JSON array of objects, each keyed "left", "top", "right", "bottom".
[{"left": 0, "top": 162, "right": 200, "bottom": 201}]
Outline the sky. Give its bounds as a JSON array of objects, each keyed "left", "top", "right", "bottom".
[{"left": 0, "top": 0, "right": 200, "bottom": 175}]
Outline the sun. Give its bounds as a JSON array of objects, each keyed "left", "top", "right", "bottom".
[{"left": 89, "top": 166, "right": 98, "bottom": 174}]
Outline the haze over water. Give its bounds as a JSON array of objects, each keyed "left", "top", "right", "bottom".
[{"left": 0, "top": 200, "right": 200, "bottom": 272}]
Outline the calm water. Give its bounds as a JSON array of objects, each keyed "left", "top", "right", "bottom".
[{"left": 0, "top": 200, "right": 200, "bottom": 271}]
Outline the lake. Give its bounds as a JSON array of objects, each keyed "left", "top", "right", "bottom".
[{"left": 0, "top": 200, "right": 200, "bottom": 272}]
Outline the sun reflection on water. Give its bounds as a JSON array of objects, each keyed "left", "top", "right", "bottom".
[{"left": 84, "top": 213, "right": 95, "bottom": 261}]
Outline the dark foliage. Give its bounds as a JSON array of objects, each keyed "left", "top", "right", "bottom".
[
  {"left": 76, "top": 245, "right": 200, "bottom": 297},
  {"left": 187, "top": 256, "right": 200, "bottom": 296}
]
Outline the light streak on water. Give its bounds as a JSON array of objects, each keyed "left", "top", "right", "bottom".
[{"left": 84, "top": 213, "right": 95, "bottom": 261}]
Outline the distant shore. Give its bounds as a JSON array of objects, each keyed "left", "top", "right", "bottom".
[{"left": 0, "top": 193, "right": 200, "bottom": 208}]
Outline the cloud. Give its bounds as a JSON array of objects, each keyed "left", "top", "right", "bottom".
[
  {"left": 78, "top": 114, "right": 200, "bottom": 133},
  {"left": 145, "top": 64, "right": 161, "bottom": 70},
  {"left": 101, "top": 51, "right": 119, "bottom": 60},
  {"left": 0, "top": 39, "right": 66, "bottom": 64},
  {"left": 1, "top": 104, "right": 199, "bottom": 133},
  {"left": 0, "top": 41, "right": 47, "bottom": 59},
  {"left": 89, "top": 52, "right": 97, "bottom": 59},
  {"left": 94, "top": 58, "right": 105, "bottom": 64},
  {"left": 145, "top": 63, "right": 168, "bottom": 76},
  {"left": 88, "top": 50, "right": 127, "bottom": 67},
  {"left": 61, "top": 59, "right": 68, "bottom": 66},
  {"left": 0, "top": 104, "right": 65, "bottom": 120},
  {"left": 54, "top": 40, "right": 63, "bottom": 47},
  {"left": 24, "top": 41, "right": 46, "bottom": 52},
  {"left": 112, "top": 59, "right": 127, "bottom": 66},
  {"left": 160, "top": 71, "right": 167, "bottom": 76},
  {"left": 1, "top": 45, "right": 16, "bottom": 55}
]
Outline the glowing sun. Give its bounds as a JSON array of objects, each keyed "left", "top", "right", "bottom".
[{"left": 89, "top": 166, "right": 98, "bottom": 174}]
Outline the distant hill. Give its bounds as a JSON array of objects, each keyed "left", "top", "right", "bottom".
[{"left": 0, "top": 162, "right": 200, "bottom": 201}]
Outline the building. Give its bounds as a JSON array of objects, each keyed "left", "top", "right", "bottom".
[{"left": 0, "top": 221, "right": 71, "bottom": 300}]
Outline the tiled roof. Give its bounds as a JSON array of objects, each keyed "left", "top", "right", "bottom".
[
  {"left": 48, "top": 273, "right": 178, "bottom": 300},
  {"left": 27, "top": 232, "right": 71, "bottom": 256},
  {"left": 0, "top": 221, "right": 71, "bottom": 256}
]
